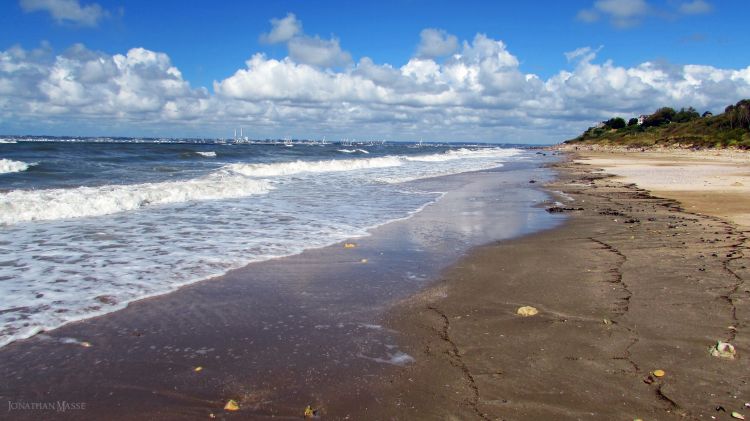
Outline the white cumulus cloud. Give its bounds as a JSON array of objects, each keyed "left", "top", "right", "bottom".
[
  {"left": 260, "top": 13, "right": 302, "bottom": 44},
  {"left": 19, "top": 0, "right": 107, "bottom": 27},
  {"left": 1, "top": 29, "right": 749, "bottom": 142},
  {"left": 416, "top": 28, "right": 459, "bottom": 58},
  {"left": 259, "top": 13, "right": 352, "bottom": 68},
  {"left": 0, "top": 43, "right": 208, "bottom": 124},
  {"left": 288, "top": 36, "right": 352, "bottom": 67}
]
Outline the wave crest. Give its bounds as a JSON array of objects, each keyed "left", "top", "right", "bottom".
[
  {"left": 0, "top": 159, "right": 34, "bottom": 174},
  {"left": 225, "top": 156, "right": 403, "bottom": 177},
  {"left": 0, "top": 174, "right": 271, "bottom": 225}
]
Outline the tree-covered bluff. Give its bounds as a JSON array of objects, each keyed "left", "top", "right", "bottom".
[{"left": 565, "top": 99, "right": 750, "bottom": 149}]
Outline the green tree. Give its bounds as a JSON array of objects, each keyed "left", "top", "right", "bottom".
[
  {"left": 726, "top": 100, "right": 750, "bottom": 130},
  {"left": 643, "top": 107, "right": 676, "bottom": 127},
  {"left": 604, "top": 117, "right": 627, "bottom": 129},
  {"left": 628, "top": 118, "right": 639, "bottom": 126},
  {"left": 673, "top": 107, "right": 700, "bottom": 123}
]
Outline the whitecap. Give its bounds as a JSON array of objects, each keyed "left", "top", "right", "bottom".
[{"left": 0, "top": 159, "right": 34, "bottom": 174}]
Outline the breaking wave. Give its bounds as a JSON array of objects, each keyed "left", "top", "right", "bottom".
[{"left": 0, "top": 159, "right": 34, "bottom": 174}]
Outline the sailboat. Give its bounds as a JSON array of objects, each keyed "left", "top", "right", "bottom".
[{"left": 407, "top": 137, "right": 424, "bottom": 148}]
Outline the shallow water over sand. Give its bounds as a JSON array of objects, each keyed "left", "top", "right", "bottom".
[{"left": 0, "top": 158, "right": 564, "bottom": 419}]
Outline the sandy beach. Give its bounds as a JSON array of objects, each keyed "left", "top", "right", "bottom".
[
  {"left": 348, "top": 147, "right": 749, "bottom": 420},
  {"left": 1, "top": 1, "right": 748, "bottom": 420},
  {"left": 573, "top": 146, "right": 750, "bottom": 229},
  {"left": 2, "top": 148, "right": 748, "bottom": 420}
]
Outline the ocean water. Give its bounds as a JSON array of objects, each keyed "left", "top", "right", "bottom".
[{"left": 0, "top": 138, "right": 530, "bottom": 348}]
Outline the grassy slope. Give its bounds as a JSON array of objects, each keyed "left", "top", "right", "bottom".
[{"left": 566, "top": 113, "right": 750, "bottom": 149}]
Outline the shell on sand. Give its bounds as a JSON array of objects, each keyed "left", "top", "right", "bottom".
[{"left": 516, "top": 306, "right": 539, "bottom": 317}]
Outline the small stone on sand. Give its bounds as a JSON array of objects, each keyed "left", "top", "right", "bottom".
[
  {"left": 709, "top": 341, "right": 736, "bottom": 359},
  {"left": 516, "top": 306, "right": 539, "bottom": 317},
  {"left": 224, "top": 399, "right": 239, "bottom": 411}
]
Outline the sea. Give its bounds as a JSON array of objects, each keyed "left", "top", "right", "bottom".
[{"left": 0, "top": 137, "right": 541, "bottom": 349}]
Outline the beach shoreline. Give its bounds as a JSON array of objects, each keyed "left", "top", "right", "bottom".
[
  {"left": 344, "top": 148, "right": 749, "bottom": 420},
  {"left": 0, "top": 157, "right": 563, "bottom": 420},
  {"left": 2, "top": 147, "right": 748, "bottom": 420}
]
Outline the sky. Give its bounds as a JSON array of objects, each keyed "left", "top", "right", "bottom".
[{"left": 0, "top": 0, "right": 748, "bottom": 143}]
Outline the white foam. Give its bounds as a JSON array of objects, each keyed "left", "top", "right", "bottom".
[
  {"left": 0, "top": 159, "right": 33, "bottom": 174},
  {"left": 226, "top": 148, "right": 519, "bottom": 179},
  {"left": 196, "top": 151, "right": 216, "bottom": 157},
  {"left": 0, "top": 149, "right": 519, "bottom": 225},
  {"left": 376, "top": 148, "right": 521, "bottom": 184},
  {"left": 361, "top": 351, "right": 416, "bottom": 366},
  {"left": 337, "top": 148, "right": 370, "bottom": 154},
  {"left": 225, "top": 156, "right": 403, "bottom": 177},
  {"left": 0, "top": 146, "right": 529, "bottom": 347},
  {"left": 0, "top": 172, "right": 271, "bottom": 225},
  {"left": 405, "top": 147, "right": 515, "bottom": 162}
]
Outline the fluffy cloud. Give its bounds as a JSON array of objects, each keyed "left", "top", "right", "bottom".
[
  {"left": 288, "top": 36, "right": 352, "bottom": 67},
  {"left": 258, "top": 13, "right": 353, "bottom": 68},
  {"left": 19, "top": 0, "right": 106, "bottom": 27},
  {"left": 0, "top": 43, "right": 208, "bottom": 123},
  {"left": 2, "top": 31, "right": 749, "bottom": 142},
  {"left": 260, "top": 13, "right": 302, "bottom": 44},
  {"left": 416, "top": 28, "right": 459, "bottom": 58}
]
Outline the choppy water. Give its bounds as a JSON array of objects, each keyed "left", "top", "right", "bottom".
[{"left": 0, "top": 138, "right": 530, "bottom": 348}]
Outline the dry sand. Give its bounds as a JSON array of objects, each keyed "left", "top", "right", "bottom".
[
  {"left": 572, "top": 146, "right": 750, "bottom": 229},
  {"left": 349, "top": 149, "right": 750, "bottom": 420}
]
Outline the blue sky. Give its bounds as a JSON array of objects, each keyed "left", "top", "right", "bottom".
[{"left": 0, "top": 0, "right": 748, "bottom": 142}]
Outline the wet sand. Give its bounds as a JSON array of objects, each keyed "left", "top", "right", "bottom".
[
  {"left": 0, "top": 160, "right": 563, "bottom": 420},
  {"left": 350, "top": 150, "right": 749, "bottom": 420},
  {"left": 4, "top": 149, "right": 748, "bottom": 420}
]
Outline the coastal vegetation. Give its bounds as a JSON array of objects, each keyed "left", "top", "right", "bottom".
[{"left": 566, "top": 99, "right": 750, "bottom": 149}]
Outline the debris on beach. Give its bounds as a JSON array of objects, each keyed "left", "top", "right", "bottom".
[
  {"left": 80, "top": 341, "right": 92, "bottom": 348},
  {"left": 304, "top": 405, "right": 319, "bottom": 418},
  {"left": 709, "top": 341, "right": 737, "bottom": 359},
  {"left": 224, "top": 399, "right": 240, "bottom": 411},
  {"left": 732, "top": 411, "right": 746, "bottom": 420},
  {"left": 644, "top": 369, "right": 666, "bottom": 384},
  {"left": 516, "top": 306, "right": 539, "bottom": 317},
  {"left": 344, "top": 243, "right": 357, "bottom": 248},
  {"left": 546, "top": 206, "right": 584, "bottom": 213},
  {"left": 360, "top": 258, "right": 368, "bottom": 263},
  {"left": 193, "top": 366, "right": 203, "bottom": 372}
]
